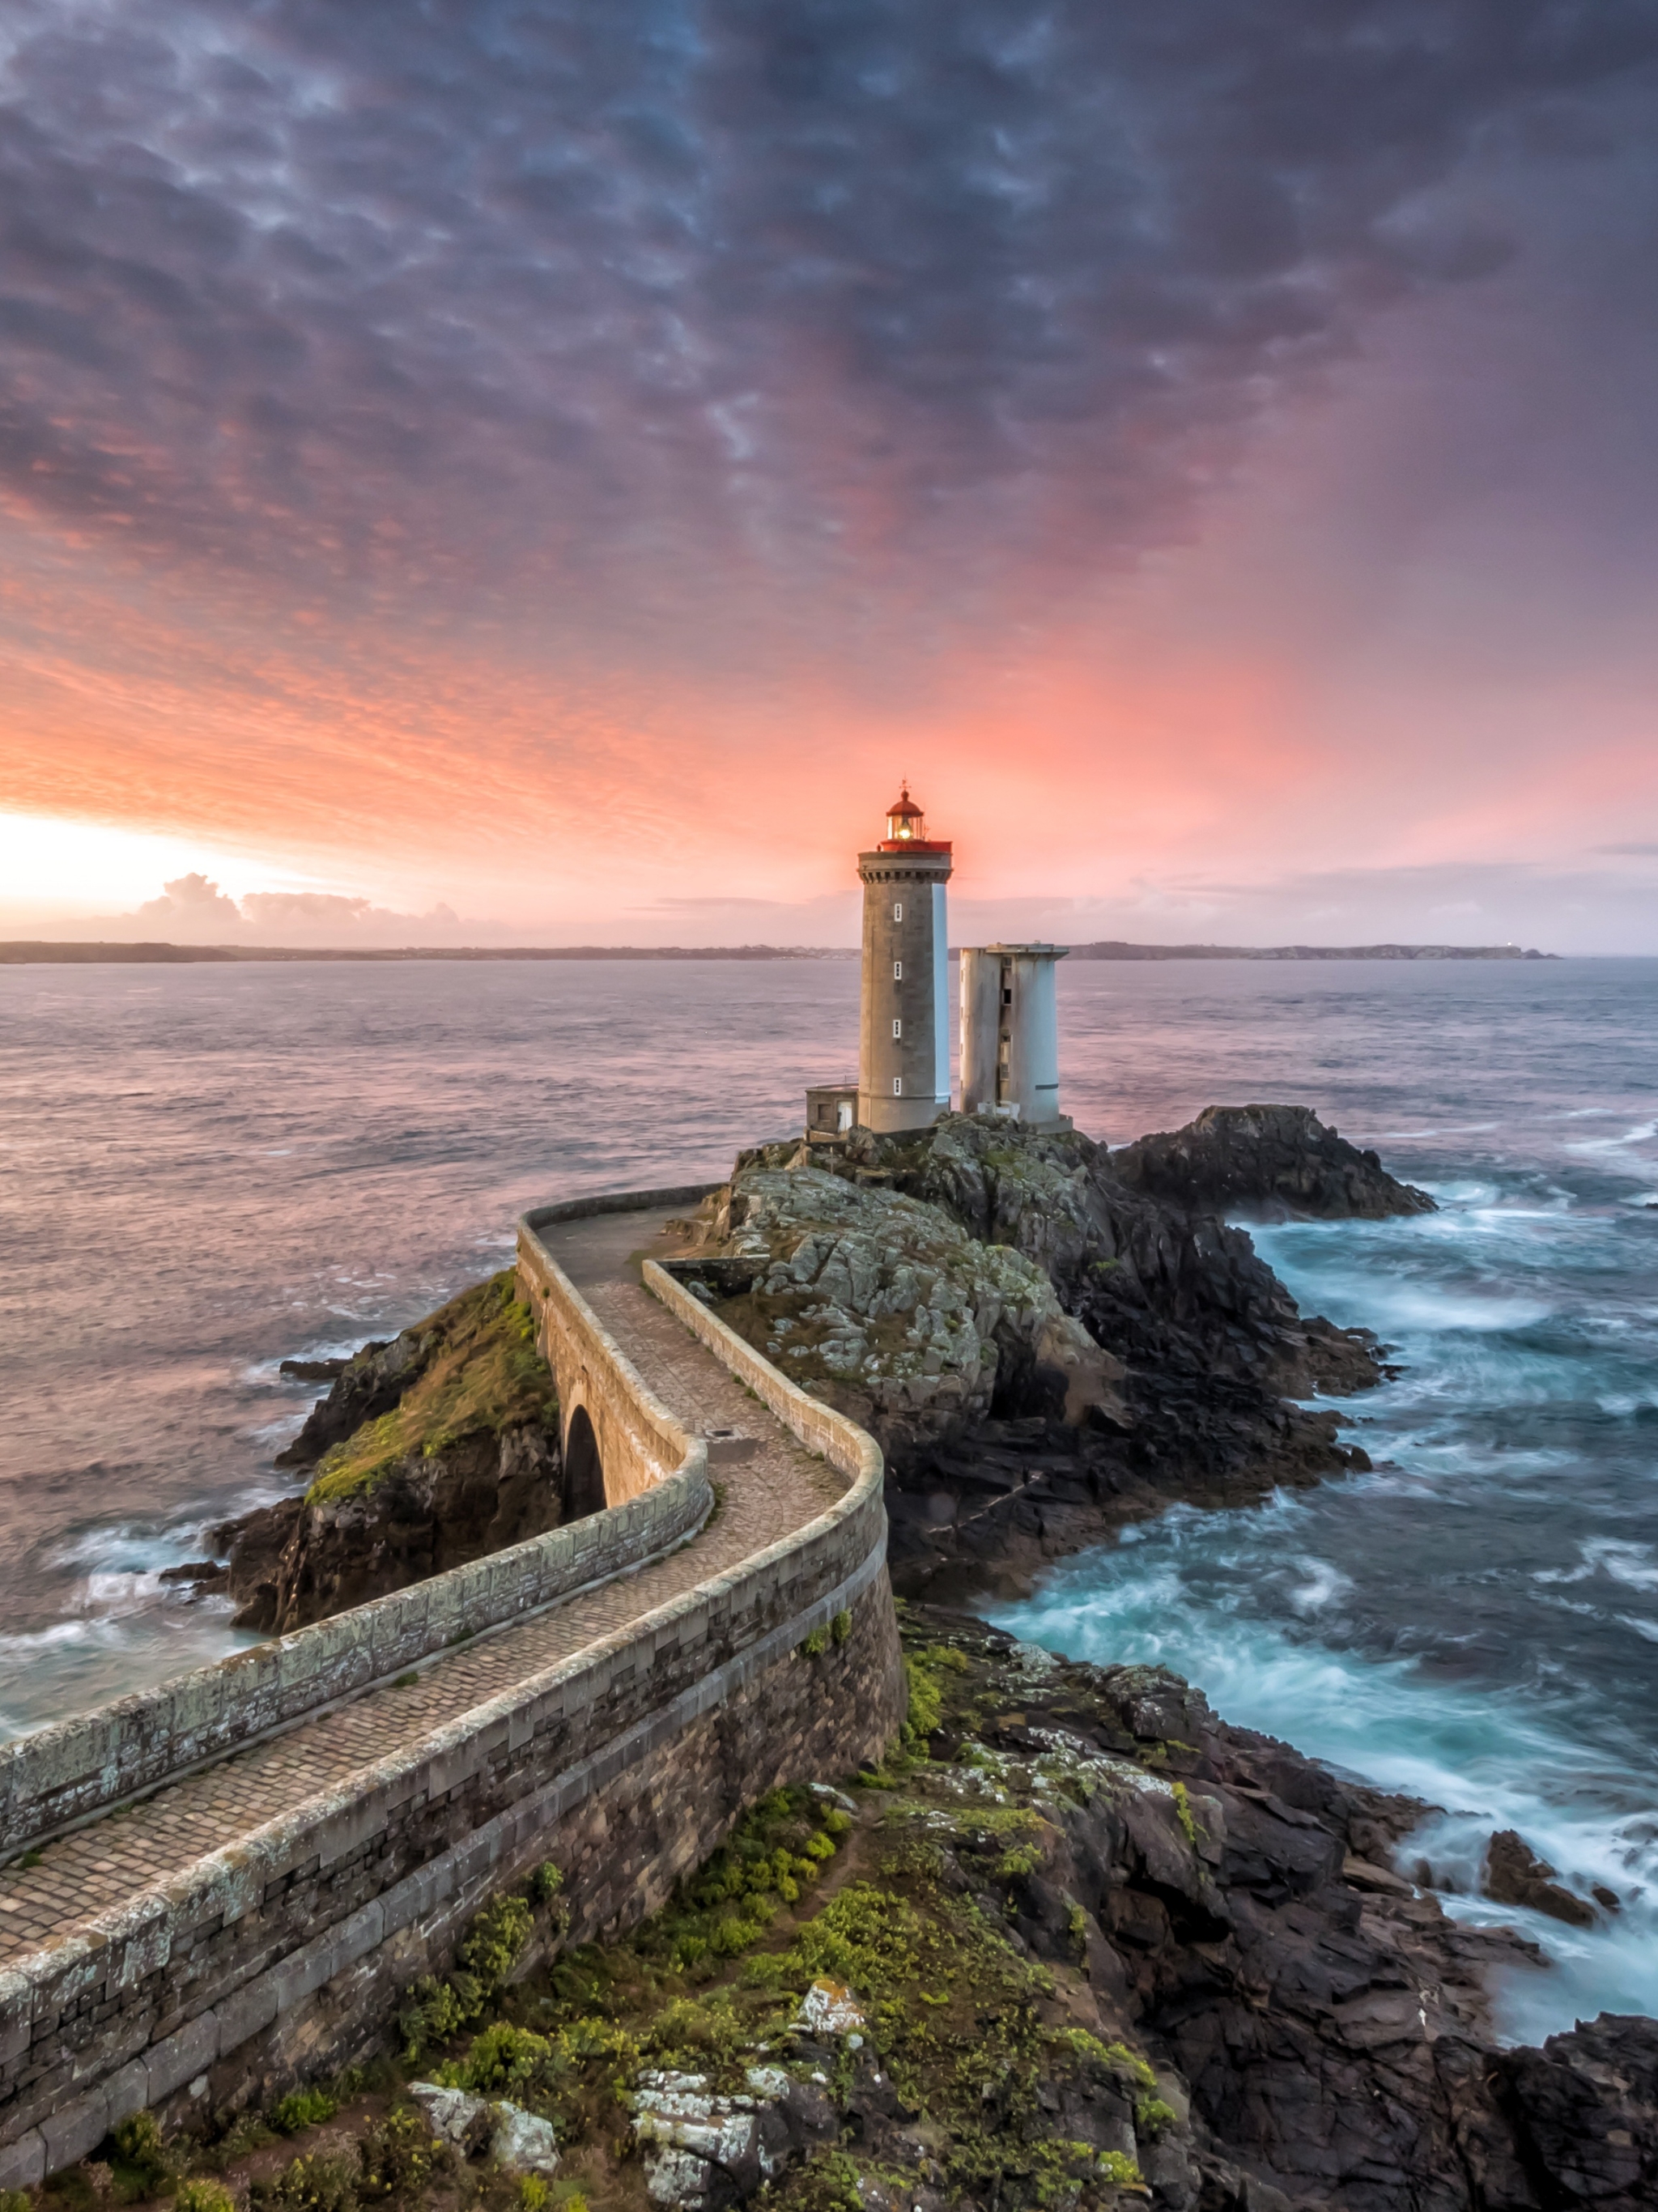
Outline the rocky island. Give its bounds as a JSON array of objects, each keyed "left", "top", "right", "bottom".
[{"left": 192, "top": 1103, "right": 1410, "bottom": 1625}]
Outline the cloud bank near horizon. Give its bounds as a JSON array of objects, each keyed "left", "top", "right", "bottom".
[{"left": 16, "top": 851, "right": 1658, "bottom": 958}]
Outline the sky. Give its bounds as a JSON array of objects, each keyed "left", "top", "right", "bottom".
[{"left": 3, "top": 1, "right": 1658, "bottom": 951}]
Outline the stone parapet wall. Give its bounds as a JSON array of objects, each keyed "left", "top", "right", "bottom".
[
  {"left": 517, "top": 1189, "right": 719, "bottom": 1507},
  {"left": 0, "top": 1275, "right": 711, "bottom": 1859},
  {"left": 645, "top": 1259, "right": 882, "bottom": 1488},
  {"left": 0, "top": 1190, "right": 903, "bottom": 2189}
]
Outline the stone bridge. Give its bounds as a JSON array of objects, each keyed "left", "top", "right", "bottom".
[{"left": 0, "top": 1192, "right": 904, "bottom": 2189}]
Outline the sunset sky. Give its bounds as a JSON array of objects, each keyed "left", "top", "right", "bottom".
[{"left": 4, "top": 2, "right": 1658, "bottom": 951}]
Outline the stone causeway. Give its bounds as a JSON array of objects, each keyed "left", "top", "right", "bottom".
[{"left": 0, "top": 1191, "right": 905, "bottom": 2187}]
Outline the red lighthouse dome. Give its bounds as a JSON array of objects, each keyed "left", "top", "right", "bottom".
[{"left": 878, "top": 783, "right": 950, "bottom": 853}]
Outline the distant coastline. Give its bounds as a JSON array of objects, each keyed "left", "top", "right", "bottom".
[{"left": 0, "top": 938, "right": 1556, "bottom": 965}]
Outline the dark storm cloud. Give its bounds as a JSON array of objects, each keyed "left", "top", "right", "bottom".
[{"left": 2, "top": 0, "right": 1655, "bottom": 623}]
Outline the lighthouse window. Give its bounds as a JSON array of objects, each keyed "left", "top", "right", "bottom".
[
  {"left": 893, "top": 960, "right": 902, "bottom": 980},
  {"left": 892, "top": 1019, "right": 902, "bottom": 1039},
  {"left": 893, "top": 1077, "right": 903, "bottom": 1095},
  {"left": 892, "top": 902, "right": 903, "bottom": 921}
]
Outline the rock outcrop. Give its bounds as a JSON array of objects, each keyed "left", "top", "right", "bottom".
[
  {"left": 1498, "top": 2013, "right": 1658, "bottom": 2210},
  {"left": 1483, "top": 1828, "right": 1597, "bottom": 1929},
  {"left": 671, "top": 1111, "right": 1394, "bottom": 1599},
  {"left": 1112, "top": 1103, "right": 1436, "bottom": 1222},
  {"left": 213, "top": 1419, "right": 563, "bottom": 1633},
  {"left": 193, "top": 1273, "right": 564, "bottom": 1633}
]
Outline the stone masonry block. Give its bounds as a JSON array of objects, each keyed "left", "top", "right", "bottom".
[
  {"left": 113, "top": 1914, "right": 172, "bottom": 1992},
  {"left": 215, "top": 1974, "right": 279, "bottom": 2056},
  {"left": 41, "top": 2087, "right": 108, "bottom": 2173},
  {"left": 102, "top": 2058, "right": 149, "bottom": 2129},
  {"left": 144, "top": 2011, "right": 219, "bottom": 2104},
  {"left": 314, "top": 1797, "right": 391, "bottom": 1871},
  {"left": 0, "top": 2130, "right": 45, "bottom": 2191}
]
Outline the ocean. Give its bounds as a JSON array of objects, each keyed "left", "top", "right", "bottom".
[{"left": 2, "top": 953, "right": 1655, "bottom": 2040}]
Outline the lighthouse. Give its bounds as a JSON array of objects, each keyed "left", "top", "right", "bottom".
[{"left": 856, "top": 785, "right": 953, "bottom": 1133}]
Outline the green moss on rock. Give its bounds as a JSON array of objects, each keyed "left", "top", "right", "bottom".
[{"left": 308, "top": 1274, "right": 555, "bottom": 1504}]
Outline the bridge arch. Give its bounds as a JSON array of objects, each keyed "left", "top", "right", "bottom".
[{"left": 563, "top": 1402, "right": 606, "bottom": 1521}]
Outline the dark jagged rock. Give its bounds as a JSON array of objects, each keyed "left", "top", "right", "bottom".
[
  {"left": 278, "top": 1355, "right": 349, "bottom": 1383},
  {"left": 1484, "top": 1827, "right": 1597, "bottom": 1929},
  {"left": 219, "top": 1422, "right": 563, "bottom": 1633},
  {"left": 206, "top": 1495, "right": 303, "bottom": 1620},
  {"left": 1112, "top": 1104, "right": 1436, "bottom": 1223},
  {"left": 1498, "top": 2014, "right": 1658, "bottom": 2210},
  {"left": 274, "top": 1335, "right": 400, "bottom": 1467}
]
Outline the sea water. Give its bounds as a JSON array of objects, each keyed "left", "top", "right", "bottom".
[{"left": 2, "top": 955, "right": 1655, "bottom": 2038}]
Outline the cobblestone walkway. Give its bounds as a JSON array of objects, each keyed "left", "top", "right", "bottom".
[{"left": 0, "top": 1233, "right": 844, "bottom": 1966}]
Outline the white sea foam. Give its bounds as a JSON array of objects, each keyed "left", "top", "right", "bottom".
[
  {"left": 998, "top": 1548, "right": 1658, "bottom": 2039},
  {"left": 1287, "top": 1558, "right": 1353, "bottom": 1614},
  {"left": 1567, "top": 1120, "right": 1658, "bottom": 1154}
]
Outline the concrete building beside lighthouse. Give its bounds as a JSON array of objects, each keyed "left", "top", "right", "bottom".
[
  {"left": 857, "top": 785, "right": 953, "bottom": 1133},
  {"left": 959, "top": 943, "right": 1070, "bottom": 1129}
]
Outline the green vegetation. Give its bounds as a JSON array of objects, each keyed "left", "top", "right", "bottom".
[
  {"left": 172, "top": 2183, "right": 236, "bottom": 2212},
  {"left": 901, "top": 1643, "right": 965, "bottom": 1742},
  {"left": 110, "top": 2116, "right": 175, "bottom": 2200},
  {"left": 1135, "top": 2095, "right": 1178, "bottom": 2138},
  {"left": 250, "top": 2151, "right": 362, "bottom": 2212},
  {"left": 308, "top": 1274, "right": 555, "bottom": 1504},
  {"left": 271, "top": 2087, "right": 343, "bottom": 2137},
  {"left": 1171, "top": 1780, "right": 1201, "bottom": 1847},
  {"left": 399, "top": 1885, "right": 552, "bottom": 2063}
]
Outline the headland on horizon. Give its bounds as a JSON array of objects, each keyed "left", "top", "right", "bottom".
[{"left": 0, "top": 937, "right": 1555, "bottom": 964}]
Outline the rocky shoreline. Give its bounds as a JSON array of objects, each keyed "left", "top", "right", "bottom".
[
  {"left": 194, "top": 1104, "right": 1416, "bottom": 1629},
  {"left": 45, "top": 1610, "right": 1655, "bottom": 2212}
]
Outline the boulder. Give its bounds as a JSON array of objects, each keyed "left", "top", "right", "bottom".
[
  {"left": 1499, "top": 2013, "right": 1658, "bottom": 2210},
  {"left": 1111, "top": 1104, "right": 1435, "bottom": 1222},
  {"left": 406, "top": 2083, "right": 493, "bottom": 2155},
  {"left": 406, "top": 2084, "right": 560, "bottom": 2176},
  {"left": 1483, "top": 1827, "right": 1596, "bottom": 1928},
  {"left": 488, "top": 2104, "right": 562, "bottom": 2176},
  {"left": 629, "top": 2065, "right": 834, "bottom": 2210}
]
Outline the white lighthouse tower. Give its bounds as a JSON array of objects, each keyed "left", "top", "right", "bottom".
[{"left": 856, "top": 785, "right": 953, "bottom": 1134}]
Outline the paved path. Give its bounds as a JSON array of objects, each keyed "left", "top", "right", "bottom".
[{"left": 0, "top": 1210, "right": 844, "bottom": 1966}]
